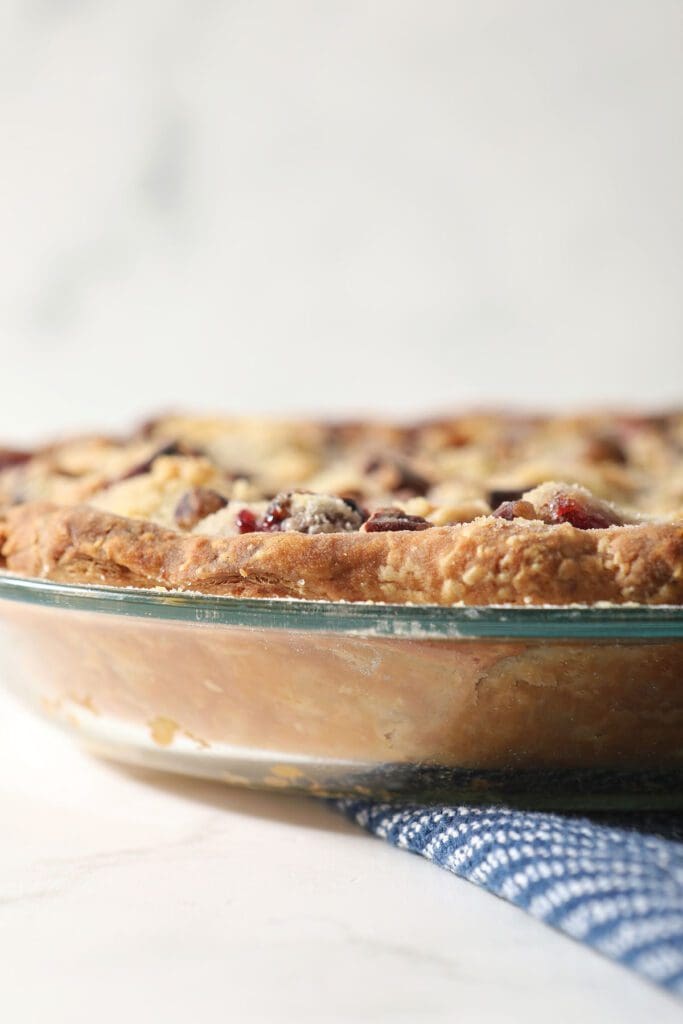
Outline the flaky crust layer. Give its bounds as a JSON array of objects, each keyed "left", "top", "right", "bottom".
[{"left": 3, "top": 503, "right": 682, "bottom": 605}]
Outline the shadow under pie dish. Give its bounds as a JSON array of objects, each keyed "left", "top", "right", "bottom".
[{"left": 0, "top": 411, "right": 681, "bottom": 806}]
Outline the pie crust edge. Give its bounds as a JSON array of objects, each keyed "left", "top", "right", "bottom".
[{"left": 3, "top": 502, "right": 682, "bottom": 605}]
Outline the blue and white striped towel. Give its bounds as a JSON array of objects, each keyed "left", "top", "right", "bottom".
[{"left": 335, "top": 801, "right": 683, "bottom": 997}]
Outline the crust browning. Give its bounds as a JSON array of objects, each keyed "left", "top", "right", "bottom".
[
  {"left": 2, "top": 411, "right": 682, "bottom": 606},
  {"left": 3, "top": 502, "right": 682, "bottom": 605}
]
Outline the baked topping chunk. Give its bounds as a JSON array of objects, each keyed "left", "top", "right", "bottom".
[
  {"left": 362, "top": 508, "right": 433, "bottom": 532},
  {"left": 0, "top": 411, "right": 681, "bottom": 605},
  {"left": 492, "top": 499, "right": 538, "bottom": 522},
  {"left": 263, "top": 492, "right": 366, "bottom": 534},
  {"left": 490, "top": 482, "right": 632, "bottom": 530},
  {"left": 174, "top": 487, "right": 228, "bottom": 530}
]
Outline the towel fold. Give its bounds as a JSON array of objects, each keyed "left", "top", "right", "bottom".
[{"left": 335, "top": 801, "right": 683, "bottom": 997}]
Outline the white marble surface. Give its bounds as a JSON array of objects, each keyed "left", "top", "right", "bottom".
[{"left": 0, "top": 687, "right": 680, "bottom": 1024}]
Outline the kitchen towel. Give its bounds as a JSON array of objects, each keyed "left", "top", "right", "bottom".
[{"left": 335, "top": 801, "right": 683, "bottom": 997}]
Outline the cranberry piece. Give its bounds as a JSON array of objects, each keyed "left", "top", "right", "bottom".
[
  {"left": 262, "top": 495, "right": 291, "bottom": 531},
  {"left": 0, "top": 449, "right": 31, "bottom": 472},
  {"left": 235, "top": 509, "right": 258, "bottom": 533},
  {"left": 174, "top": 488, "right": 228, "bottom": 530},
  {"left": 548, "top": 494, "right": 615, "bottom": 530},
  {"left": 363, "top": 508, "right": 432, "bottom": 532}
]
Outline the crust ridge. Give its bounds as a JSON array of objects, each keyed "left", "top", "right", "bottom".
[{"left": 3, "top": 502, "right": 681, "bottom": 606}]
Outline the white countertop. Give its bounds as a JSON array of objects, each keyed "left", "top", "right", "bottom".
[{"left": 0, "top": 688, "right": 680, "bottom": 1024}]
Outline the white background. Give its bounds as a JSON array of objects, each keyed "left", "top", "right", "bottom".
[
  {"left": 0, "top": 0, "right": 681, "bottom": 442},
  {"left": 0, "top": 4, "right": 682, "bottom": 1021}
]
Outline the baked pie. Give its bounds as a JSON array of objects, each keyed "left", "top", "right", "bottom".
[{"left": 1, "top": 411, "right": 681, "bottom": 605}]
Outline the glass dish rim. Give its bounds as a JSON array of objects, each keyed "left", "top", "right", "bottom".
[{"left": 0, "top": 571, "right": 682, "bottom": 638}]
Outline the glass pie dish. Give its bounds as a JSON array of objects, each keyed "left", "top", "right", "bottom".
[{"left": 0, "top": 571, "right": 681, "bottom": 809}]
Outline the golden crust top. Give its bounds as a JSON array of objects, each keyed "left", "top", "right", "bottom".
[{"left": 1, "top": 411, "right": 682, "bottom": 605}]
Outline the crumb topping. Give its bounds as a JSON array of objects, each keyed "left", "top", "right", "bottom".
[
  {"left": 1, "top": 412, "right": 681, "bottom": 606},
  {"left": 0, "top": 412, "right": 681, "bottom": 540}
]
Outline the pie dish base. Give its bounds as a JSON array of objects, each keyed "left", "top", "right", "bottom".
[{"left": 46, "top": 721, "right": 683, "bottom": 810}]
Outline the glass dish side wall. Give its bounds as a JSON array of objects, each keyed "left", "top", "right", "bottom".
[{"left": 0, "top": 598, "right": 681, "bottom": 805}]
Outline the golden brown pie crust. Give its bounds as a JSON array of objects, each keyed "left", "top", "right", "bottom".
[
  {"left": 3, "top": 501, "right": 682, "bottom": 605},
  {"left": 1, "top": 412, "right": 682, "bottom": 605}
]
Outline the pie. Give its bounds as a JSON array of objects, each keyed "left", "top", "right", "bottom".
[{"left": 1, "top": 411, "right": 682, "bottom": 605}]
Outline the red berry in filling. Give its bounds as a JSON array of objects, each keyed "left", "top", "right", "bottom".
[
  {"left": 0, "top": 448, "right": 31, "bottom": 471},
  {"left": 262, "top": 496, "right": 290, "bottom": 531},
  {"left": 548, "top": 494, "right": 615, "bottom": 530},
  {"left": 236, "top": 509, "right": 258, "bottom": 533}
]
